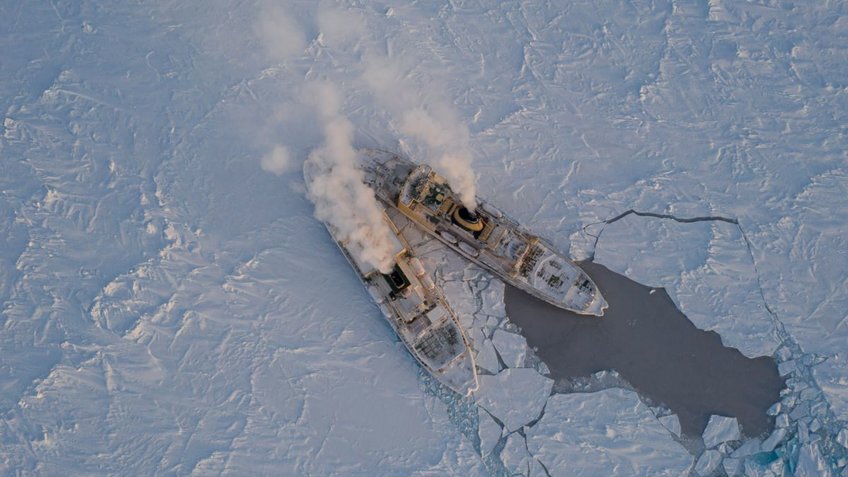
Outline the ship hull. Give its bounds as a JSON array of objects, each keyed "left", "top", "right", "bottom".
[
  {"left": 359, "top": 149, "right": 608, "bottom": 317},
  {"left": 304, "top": 159, "right": 479, "bottom": 396}
]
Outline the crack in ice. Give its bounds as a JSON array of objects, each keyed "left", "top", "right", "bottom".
[{"left": 584, "top": 208, "right": 848, "bottom": 471}]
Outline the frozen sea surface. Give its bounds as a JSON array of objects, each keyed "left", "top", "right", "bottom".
[{"left": 2, "top": 0, "right": 847, "bottom": 475}]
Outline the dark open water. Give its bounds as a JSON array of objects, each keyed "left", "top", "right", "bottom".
[{"left": 504, "top": 261, "right": 784, "bottom": 439}]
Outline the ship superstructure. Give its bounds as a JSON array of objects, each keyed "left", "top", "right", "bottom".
[
  {"left": 304, "top": 162, "right": 479, "bottom": 396},
  {"left": 360, "top": 149, "right": 608, "bottom": 316}
]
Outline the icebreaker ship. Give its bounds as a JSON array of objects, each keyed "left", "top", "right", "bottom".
[
  {"left": 359, "top": 149, "right": 607, "bottom": 316},
  {"left": 304, "top": 161, "right": 479, "bottom": 396}
]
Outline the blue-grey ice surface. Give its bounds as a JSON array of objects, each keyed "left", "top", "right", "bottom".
[{"left": 1, "top": 1, "right": 846, "bottom": 475}]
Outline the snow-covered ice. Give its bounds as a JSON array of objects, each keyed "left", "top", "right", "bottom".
[
  {"left": 658, "top": 414, "right": 682, "bottom": 438},
  {"left": 2, "top": 0, "right": 846, "bottom": 474},
  {"left": 702, "top": 415, "right": 742, "bottom": 449},
  {"left": 475, "top": 368, "right": 553, "bottom": 433},
  {"left": 491, "top": 328, "right": 528, "bottom": 369},
  {"left": 477, "top": 408, "right": 502, "bottom": 457},
  {"left": 694, "top": 449, "right": 722, "bottom": 476},
  {"left": 593, "top": 215, "right": 777, "bottom": 359},
  {"left": 526, "top": 388, "right": 692, "bottom": 476},
  {"left": 475, "top": 338, "right": 502, "bottom": 374}
]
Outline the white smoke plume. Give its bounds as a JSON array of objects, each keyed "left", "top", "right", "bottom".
[
  {"left": 260, "top": 144, "right": 294, "bottom": 175},
  {"left": 399, "top": 107, "right": 477, "bottom": 209},
  {"left": 304, "top": 82, "right": 398, "bottom": 274},
  {"left": 255, "top": 7, "right": 306, "bottom": 61},
  {"left": 361, "top": 53, "right": 478, "bottom": 209}
]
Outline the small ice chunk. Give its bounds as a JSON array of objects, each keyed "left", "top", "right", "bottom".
[
  {"left": 695, "top": 449, "right": 722, "bottom": 476},
  {"left": 837, "top": 428, "right": 848, "bottom": 449},
  {"left": 761, "top": 428, "right": 787, "bottom": 452},
  {"left": 491, "top": 329, "right": 527, "bottom": 368},
  {"left": 478, "top": 408, "right": 502, "bottom": 456},
  {"left": 778, "top": 359, "right": 797, "bottom": 376},
  {"left": 476, "top": 339, "right": 501, "bottom": 373},
  {"left": 501, "top": 432, "right": 531, "bottom": 475},
  {"left": 800, "top": 387, "right": 820, "bottom": 401},
  {"left": 767, "top": 402, "right": 781, "bottom": 416},
  {"left": 480, "top": 279, "right": 506, "bottom": 317},
  {"left": 468, "top": 326, "right": 486, "bottom": 351},
  {"left": 781, "top": 393, "right": 797, "bottom": 407},
  {"left": 768, "top": 458, "right": 787, "bottom": 475},
  {"left": 796, "top": 442, "right": 830, "bottom": 477},
  {"left": 475, "top": 368, "right": 553, "bottom": 432},
  {"left": 702, "top": 415, "right": 741, "bottom": 448},
  {"left": 791, "top": 402, "right": 811, "bottom": 420},
  {"left": 731, "top": 438, "right": 762, "bottom": 458},
  {"left": 723, "top": 457, "right": 742, "bottom": 476},
  {"left": 811, "top": 400, "right": 828, "bottom": 419},
  {"left": 776, "top": 413, "right": 790, "bottom": 428},
  {"left": 798, "top": 420, "right": 810, "bottom": 443},
  {"left": 658, "top": 414, "right": 681, "bottom": 437}
]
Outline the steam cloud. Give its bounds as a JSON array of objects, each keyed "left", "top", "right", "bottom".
[
  {"left": 303, "top": 83, "right": 398, "bottom": 274},
  {"left": 255, "top": 4, "right": 479, "bottom": 272},
  {"left": 361, "top": 53, "right": 478, "bottom": 209},
  {"left": 255, "top": 7, "right": 306, "bottom": 61},
  {"left": 260, "top": 144, "right": 294, "bottom": 175},
  {"left": 399, "top": 108, "right": 477, "bottom": 209}
]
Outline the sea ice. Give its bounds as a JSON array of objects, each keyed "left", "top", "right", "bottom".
[
  {"left": 722, "top": 457, "right": 742, "bottom": 476},
  {"left": 475, "top": 338, "right": 502, "bottom": 374},
  {"left": 3, "top": 0, "right": 846, "bottom": 474},
  {"left": 592, "top": 216, "right": 778, "bottom": 359},
  {"left": 526, "top": 388, "right": 692, "bottom": 476},
  {"left": 730, "top": 438, "right": 761, "bottom": 458},
  {"left": 658, "top": 414, "right": 682, "bottom": 438},
  {"left": 491, "top": 328, "right": 528, "bottom": 369},
  {"left": 475, "top": 368, "right": 552, "bottom": 432},
  {"left": 478, "top": 408, "right": 502, "bottom": 457},
  {"left": 501, "top": 432, "right": 532, "bottom": 476},
  {"left": 694, "top": 449, "right": 722, "bottom": 476},
  {"left": 761, "top": 428, "right": 787, "bottom": 453},
  {"left": 702, "top": 415, "right": 741, "bottom": 448},
  {"left": 796, "top": 442, "right": 832, "bottom": 477}
]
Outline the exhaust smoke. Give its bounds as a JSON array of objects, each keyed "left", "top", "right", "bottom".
[{"left": 304, "top": 83, "right": 397, "bottom": 274}]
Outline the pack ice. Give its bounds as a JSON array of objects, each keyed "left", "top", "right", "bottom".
[{"left": 1, "top": 0, "right": 846, "bottom": 475}]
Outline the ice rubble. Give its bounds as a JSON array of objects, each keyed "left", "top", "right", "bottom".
[
  {"left": 695, "top": 449, "right": 722, "bottom": 476},
  {"left": 424, "top": 232, "right": 693, "bottom": 475}
]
